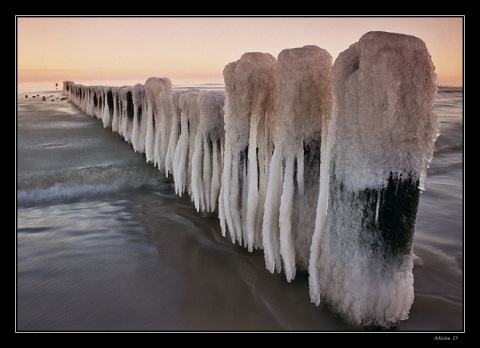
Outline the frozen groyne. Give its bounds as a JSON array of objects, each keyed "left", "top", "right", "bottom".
[{"left": 62, "top": 31, "right": 438, "bottom": 329}]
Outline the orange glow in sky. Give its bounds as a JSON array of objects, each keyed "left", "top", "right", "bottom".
[{"left": 16, "top": 16, "right": 464, "bottom": 87}]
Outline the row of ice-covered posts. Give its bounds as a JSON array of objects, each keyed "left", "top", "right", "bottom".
[
  {"left": 65, "top": 77, "right": 225, "bottom": 214},
  {"left": 63, "top": 31, "right": 438, "bottom": 328}
]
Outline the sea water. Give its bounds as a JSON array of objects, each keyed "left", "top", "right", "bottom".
[{"left": 16, "top": 86, "right": 463, "bottom": 332}]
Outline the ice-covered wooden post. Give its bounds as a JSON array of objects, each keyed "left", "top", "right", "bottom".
[
  {"left": 131, "top": 83, "right": 148, "bottom": 154},
  {"left": 154, "top": 91, "right": 173, "bottom": 172},
  {"left": 62, "top": 81, "right": 74, "bottom": 98},
  {"left": 308, "top": 31, "right": 439, "bottom": 328},
  {"left": 119, "top": 86, "right": 134, "bottom": 144},
  {"left": 262, "top": 45, "right": 332, "bottom": 282},
  {"left": 164, "top": 90, "right": 190, "bottom": 178},
  {"left": 145, "top": 77, "right": 172, "bottom": 164},
  {"left": 111, "top": 87, "right": 122, "bottom": 135},
  {"left": 173, "top": 90, "right": 201, "bottom": 197},
  {"left": 191, "top": 90, "right": 225, "bottom": 213},
  {"left": 101, "top": 86, "right": 114, "bottom": 128},
  {"left": 219, "top": 52, "right": 276, "bottom": 250}
]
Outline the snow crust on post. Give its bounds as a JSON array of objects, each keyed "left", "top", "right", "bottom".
[
  {"left": 219, "top": 52, "right": 276, "bottom": 250},
  {"left": 262, "top": 45, "right": 332, "bottom": 282},
  {"left": 308, "top": 31, "right": 439, "bottom": 328},
  {"left": 145, "top": 77, "right": 172, "bottom": 164},
  {"left": 191, "top": 90, "right": 225, "bottom": 213}
]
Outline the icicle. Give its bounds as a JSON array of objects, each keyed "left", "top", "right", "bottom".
[
  {"left": 230, "top": 153, "right": 243, "bottom": 243},
  {"left": 218, "top": 141, "right": 234, "bottom": 242},
  {"left": 375, "top": 190, "right": 381, "bottom": 224},
  {"left": 279, "top": 155, "right": 296, "bottom": 281},
  {"left": 245, "top": 116, "right": 259, "bottom": 251},
  {"left": 210, "top": 140, "right": 222, "bottom": 211},
  {"left": 308, "top": 102, "right": 336, "bottom": 307},
  {"left": 201, "top": 136, "right": 211, "bottom": 211},
  {"left": 262, "top": 147, "right": 283, "bottom": 273},
  {"left": 191, "top": 131, "right": 205, "bottom": 210}
]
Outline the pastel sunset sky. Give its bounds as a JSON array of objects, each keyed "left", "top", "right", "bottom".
[{"left": 16, "top": 16, "right": 464, "bottom": 87}]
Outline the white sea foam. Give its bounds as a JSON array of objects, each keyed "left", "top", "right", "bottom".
[{"left": 17, "top": 164, "right": 155, "bottom": 207}]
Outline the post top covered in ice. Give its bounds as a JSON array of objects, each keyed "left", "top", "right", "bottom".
[
  {"left": 275, "top": 45, "right": 333, "bottom": 151},
  {"left": 197, "top": 90, "right": 225, "bottom": 140},
  {"left": 332, "top": 30, "right": 438, "bottom": 191},
  {"left": 223, "top": 52, "right": 276, "bottom": 105},
  {"left": 223, "top": 52, "right": 276, "bottom": 152},
  {"left": 145, "top": 77, "right": 172, "bottom": 99}
]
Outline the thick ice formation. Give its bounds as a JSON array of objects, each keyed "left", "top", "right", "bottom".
[
  {"left": 164, "top": 90, "right": 190, "bottom": 177},
  {"left": 94, "top": 86, "right": 105, "bottom": 121},
  {"left": 119, "top": 86, "right": 134, "bottom": 144},
  {"left": 66, "top": 83, "right": 82, "bottom": 108},
  {"left": 144, "top": 77, "right": 172, "bottom": 163},
  {"left": 62, "top": 81, "right": 74, "bottom": 98},
  {"left": 100, "top": 87, "right": 114, "bottom": 128},
  {"left": 262, "top": 45, "right": 332, "bottom": 282},
  {"left": 153, "top": 91, "right": 172, "bottom": 171},
  {"left": 84, "top": 86, "right": 96, "bottom": 117},
  {"left": 111, "top": 86, "right": 129, "bottom": 138},
  {"left": 173, "top": 90, "right": 201, "bottom": 197},
  {"left": 191, "top": 90, "right": 225, "bottom": 213},
  {"left": 308, "top": 31, "right": 438, "bottom": 328},
  {"left": 111, "top": 87, "right": 122, "bottom": 134},
  {"left": 219, "top": 52, "right": 276, "bottom": 250},
  {"left": 131, "top": 83, "right": 148, "bottom": 154}
]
